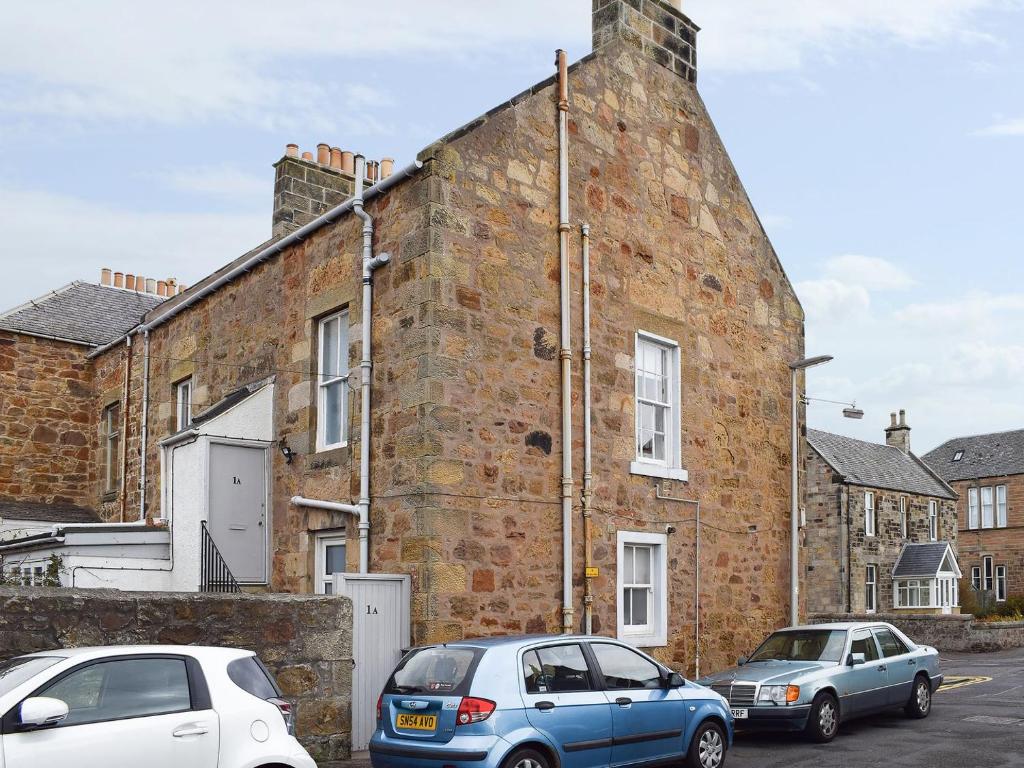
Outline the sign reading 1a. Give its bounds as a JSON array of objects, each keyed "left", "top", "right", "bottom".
[{"left": 366, "top": 604, "right": 378, "bottom": 615}]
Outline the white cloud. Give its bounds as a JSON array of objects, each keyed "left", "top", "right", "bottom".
[
  {"left": 152, "top": 165, "right": 268, "bottom": 203},
  {"left": 688, "top": 0, "right": 1012, "bottom": 72},
  {"left": 975, "top": 117, "right": 1024, "bottom": 135},
  {"left": 895, "top": 291, "right": 1024, "bottom": 332},
  {"left": 795, "top": 278, "right": 871, "bottom": 324},
  {"left": 822, "top": 254, "right": 916, "bottom": 291},
  {"left": 0, "top": 187, "right": 265, "bottom": 311}
]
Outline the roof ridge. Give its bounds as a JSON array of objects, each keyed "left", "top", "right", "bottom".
[
  {"left": 0, "top": 281, "right": 80, "bottom": 323},
  {"left": 927, "top": 427, "right": 1024, "bottom": 450}
]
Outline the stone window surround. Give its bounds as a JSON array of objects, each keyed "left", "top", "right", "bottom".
[
  {"left": 865, "top": 564, "right": 878, "bottom": 614},
  {"left": 995, "top": 565, "right": 1007, "bottom": 602},
  {"left": 315, "top": 308, "right": 350, "bottom": 453},
  {"left": 630, "top": 330, "right": 687, "bottom": 483},
  {"left": 968, "top": 485, "right": 1008, "bottom": 530},
  {"left": 928, "top": 500, "right": 938, "bottom": 541},
  {"left": 616, "top": 530, "right": 668, "bottom": 648},
  {"left": 174, "top": 375, "right": 193, "bottom": 432},
  {"left": 864, "top": 491, "right": 876, "bottom": 537},
  {"left": 898, "top": 496, "right": 908, "bottom": 539},
  {"left": 314, "top": 529, "right": 347, "bottom": 595},
  {"left": 102, "top": 400, "right": 121, "bottom": 496}
]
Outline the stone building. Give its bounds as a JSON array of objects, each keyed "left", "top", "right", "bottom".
[
  {"left": 804, "top": 413, "right": 960, "bottom": 616},
  {"left": 924, "top": 428, "right": 1024, "bottom": 602},
  {"left": 0, "top": 0, "right": 807, "bottom": 675}
]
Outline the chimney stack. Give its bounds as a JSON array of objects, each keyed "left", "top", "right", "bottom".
[
  {"left": 271, "top": 141, "right": 363, "bottom": 238},
  {"left": 885, "top": 409, "right": 912, "bottom": 454},
  {"left": 592, "top": 0, "right": 698, "bottom": 82}
]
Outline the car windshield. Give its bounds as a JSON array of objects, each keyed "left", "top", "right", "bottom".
[
  {"left": 0, "top": 656, "right": 61, "bottom": 697},
  {"left": 747, "top": 630, "right": 847, "bottom": 663},
  {"left": 384, "top": 647, "right": 481, "bottom": 696}
]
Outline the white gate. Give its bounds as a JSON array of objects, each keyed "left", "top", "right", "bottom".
[{"left": 334, "top": 573, "right": 411, "bottom": 752}]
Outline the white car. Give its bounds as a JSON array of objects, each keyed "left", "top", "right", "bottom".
[{"left": 0, "top": 645, "right": 317, "bottom": 768}]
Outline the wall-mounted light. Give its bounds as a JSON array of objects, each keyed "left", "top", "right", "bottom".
[{"left": 278, "top": 438, "right": 294, "bottom": 465}]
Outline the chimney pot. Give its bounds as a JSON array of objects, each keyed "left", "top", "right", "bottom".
[
  {"left": 285, "top": 143, "right": 299, "bottom": 158},
  {"left": 341, "top": 151, "right": 354, "bottom": 175},
  {"left": 113, "top": 271, "right": 124, "bottom": 289},
  {"left": 381, "top": 158, "right": 395, "bottom": 179},
  {"left": 899, "top": 409, "right": 907, "bottom": 427},
  {"left": 316, "top": 143, "right": 331, "bottom": 165},
  {"left": 135, "top": 275, "right": 144, "bottom": 291},
  {"left": 330, "top": 147, "right": 343, "bottom": 170},
  {"left": 145, "top": 278, "right": 157, "bottom": 294},
  {"left": 101, "top": 268, "right": 113, "bottom": 286},
  {"left": 301, "top": 151, "right": 313, "bottom": 161},
  {"left": 178, "top": 284, "right": 187, "bottom": 294},
  {"left": 890, "top": 412, "right": 897, "bottom": 427},
  {"left": 125, "top": 274, "right": 136, "bottom": 291},
  {"left": 157, "top": 280, "right": 168, "bottom": 296}
]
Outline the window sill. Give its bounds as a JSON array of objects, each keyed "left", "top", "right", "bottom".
[
  {"left": 618, "top": 631, "right": 668, "bottom": 649},
  {"left": 630, "top": 462, "right": 688, "bottom": 482}
]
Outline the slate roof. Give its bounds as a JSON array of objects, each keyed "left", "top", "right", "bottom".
[
  {"left": 892, "top": 542, "right": 959, "bottom": 578},
  {"left": 0, "top": 282, "right": 164, "bottom": 346},
  {"left": 807, "top": 429, "right": 957, "bottom": 500},
  {"left": 922, "top": 429, "right": 1024, "bottom": 483},
  {"left": 0, "top": 499, "right": 101, "bottom": 524}
]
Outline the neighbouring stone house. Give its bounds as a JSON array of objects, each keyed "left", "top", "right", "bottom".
[
  {"left": 0, "top": 0, "right": 807, "bottom": 675},
  {"left": 924, "top": 428, "right": 1024, "bottom": 603},
  {"left": 805, "top": 412, "right": 960, "bottom": 616}
]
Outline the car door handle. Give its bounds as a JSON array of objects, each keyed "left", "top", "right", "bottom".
[
  {"left": 908, "top": 659, "right": 916, "bottom": 666},
  {"left": 615, "top": 697, "right": 633, "bottom": 707},
  {"left": 173, "top": 725, "right": 210, "bottom": 737},
  {"left": 877, "top": 665, "right": 887, "bottom": 672},
  {"left": 535, "top": 701, "right": 555, "bottom": 711}
]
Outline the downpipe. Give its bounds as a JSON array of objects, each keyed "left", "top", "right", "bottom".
[
  {"left": 581, "top": 224, "right": 594, "bottom": 635},
  {"left": 556, "top": 49, "right": 574, "bottom": 635},
  {"left": 139, "top": 329, "right": 151, "bottom": 520}
]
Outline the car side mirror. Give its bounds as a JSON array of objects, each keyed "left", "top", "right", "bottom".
[
  {"left": 737, "top": 656, "right": 748, "bottom": 666},
  {"left": 666, "top": 672, "right": 685, "bottom": 688},
  {"left": 19, "top": 697, "right": 69, "bottom": 729},
  {"left": 848, "top": 652, "right": 866, "bottom": 667}
]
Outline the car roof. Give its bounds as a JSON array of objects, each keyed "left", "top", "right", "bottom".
[
  {"left": 783, "top": 622, "right": 893, "bottom": 632},
  {"left": 421, "top": 634, "right": 611, "bottom": 651},
  {"left": 18, "top": 645, "right": 255, "bottom": 662}
]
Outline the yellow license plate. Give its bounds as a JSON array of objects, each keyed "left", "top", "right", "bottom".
[{"left": 397, "top": 713, "right": 437, "bottom": 731}]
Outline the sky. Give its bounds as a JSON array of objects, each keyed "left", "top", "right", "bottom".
[{"left": 0, "top": 1, "right": 1021, "bottom": 452}]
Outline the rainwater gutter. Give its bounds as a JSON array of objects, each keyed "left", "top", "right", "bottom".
[{"left": 556, "top": 49, "right": 574, "bottom": 635}]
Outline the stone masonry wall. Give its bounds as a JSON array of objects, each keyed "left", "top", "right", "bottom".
[
  {"left": 805, "top": 447, "right": 958, "bottom": 614},
  {"left": 951, "top": 473, "right": 1024, "bottom": 598},
  {"left": 0, "top": 332, "right": 95, "bottom": 508},
  {"left": 812, "top": 612, "right": 1024, "bottom": 653},
  {"left": 847, "top": 485, "right": 957, "bottom": 613},
  {"left": 405, "top": 35, "right": 805, "bottom": 674},
  {"left": 0, "top": 587, "right": 353, "bottom": 764},
  {"left": 804, "top": 448, "right": 845, "bottom": 614}
]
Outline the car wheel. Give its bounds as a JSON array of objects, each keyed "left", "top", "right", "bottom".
[
  {"left": 805, "top": 692, "right": 840, "bottom": 743},
  {"left": 905, "top": 674, "right": 932, "bottom": 719},
  {"left": 501, "top": 747, "right": 551, "bottom": 768},
  {"left": 688, "top": 720, "right": 727, "bottom": 768}
]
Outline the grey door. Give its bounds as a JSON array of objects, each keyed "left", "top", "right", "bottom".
[
  {"left": 208, "top": 443, "right": 267, "bottom": 583},
  {"left": 874, "top": 627, "right": 916, "bottom": 705},
  {"left": 335, "top": 574, "right": 411, "bottom": 752},
  {"left": 844, "top": 629, "right": 887, "bottom": 715}
]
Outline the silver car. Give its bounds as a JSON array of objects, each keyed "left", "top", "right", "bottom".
[{"left": 697, "top": 622, "right": 942, "bottom": 742}]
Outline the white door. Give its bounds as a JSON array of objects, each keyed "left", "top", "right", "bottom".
[
  {"left": 208, "top": 443, "right": 268, "bottom": 583},
  {"left": 3, "top": 657, "right": 219, "bottom": 768},
  {"left": 940, "top": 579, "right": 953, "bottom": 614},
  {"left": 335, "top": 574, "right": 411, "bottom": 752}
]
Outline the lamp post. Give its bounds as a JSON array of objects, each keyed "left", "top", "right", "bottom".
[{"left": 788, "top": 355, "right": 833, "bottom": 626}]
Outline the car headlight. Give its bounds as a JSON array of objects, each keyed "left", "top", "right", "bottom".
[{"left": 758, "top": 685, "right": 800, "bottom": 705}]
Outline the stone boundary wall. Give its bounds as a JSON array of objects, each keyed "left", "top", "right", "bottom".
[
  {"left": 811, "top": 612, "right": 1024, "bottom": 653},
  {"left": 0, "top": 587, "right": 353, "bottom": 765}
]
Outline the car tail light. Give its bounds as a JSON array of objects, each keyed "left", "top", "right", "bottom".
[
  {"left": 456, "top": 697, "right": 496, "bottom": 726},
  {"left": 376, "top": 694, "right": 383, "bottom": 723},
  {"left": 269, "top": 697, "right": 295, "bottom": 735},
  {"left": 786, "top": 686, "right": 800, "bottom": 704}
]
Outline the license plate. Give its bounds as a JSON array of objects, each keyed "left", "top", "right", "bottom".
[
  {"left": 730, "top": 708, "right": 748, "bottom": 719},
  {"left": 396, "top": 713, "right": 437, "bottom": 731}
]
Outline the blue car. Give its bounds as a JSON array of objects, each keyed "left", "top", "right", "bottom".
[{"left": 369, "top": 635, "right": 733, "bottom": 768}]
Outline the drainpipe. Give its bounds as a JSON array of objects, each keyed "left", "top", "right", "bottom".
[
  {"left": 581, "top": 224, "right": 594, "bottom": 635},
  {"left": 556, "top": 49, "right": 574, "bottom": 635},
  {"left": 119, "top": 333, "right": 133, "bottom": 523},
  {"left": 352, "top": 154, "right": 389, "bottom": 575},
  {"left": 139, "top": 329, "right": 151, "bottom": 521}
]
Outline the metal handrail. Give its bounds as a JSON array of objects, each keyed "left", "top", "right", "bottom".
[{"left": 200, "top": 521, "right": 240, "bottom": 593}]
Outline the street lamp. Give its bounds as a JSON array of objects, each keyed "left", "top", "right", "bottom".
[{"left": 789, "top": 355, "right": 833, "bottom": 626}]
